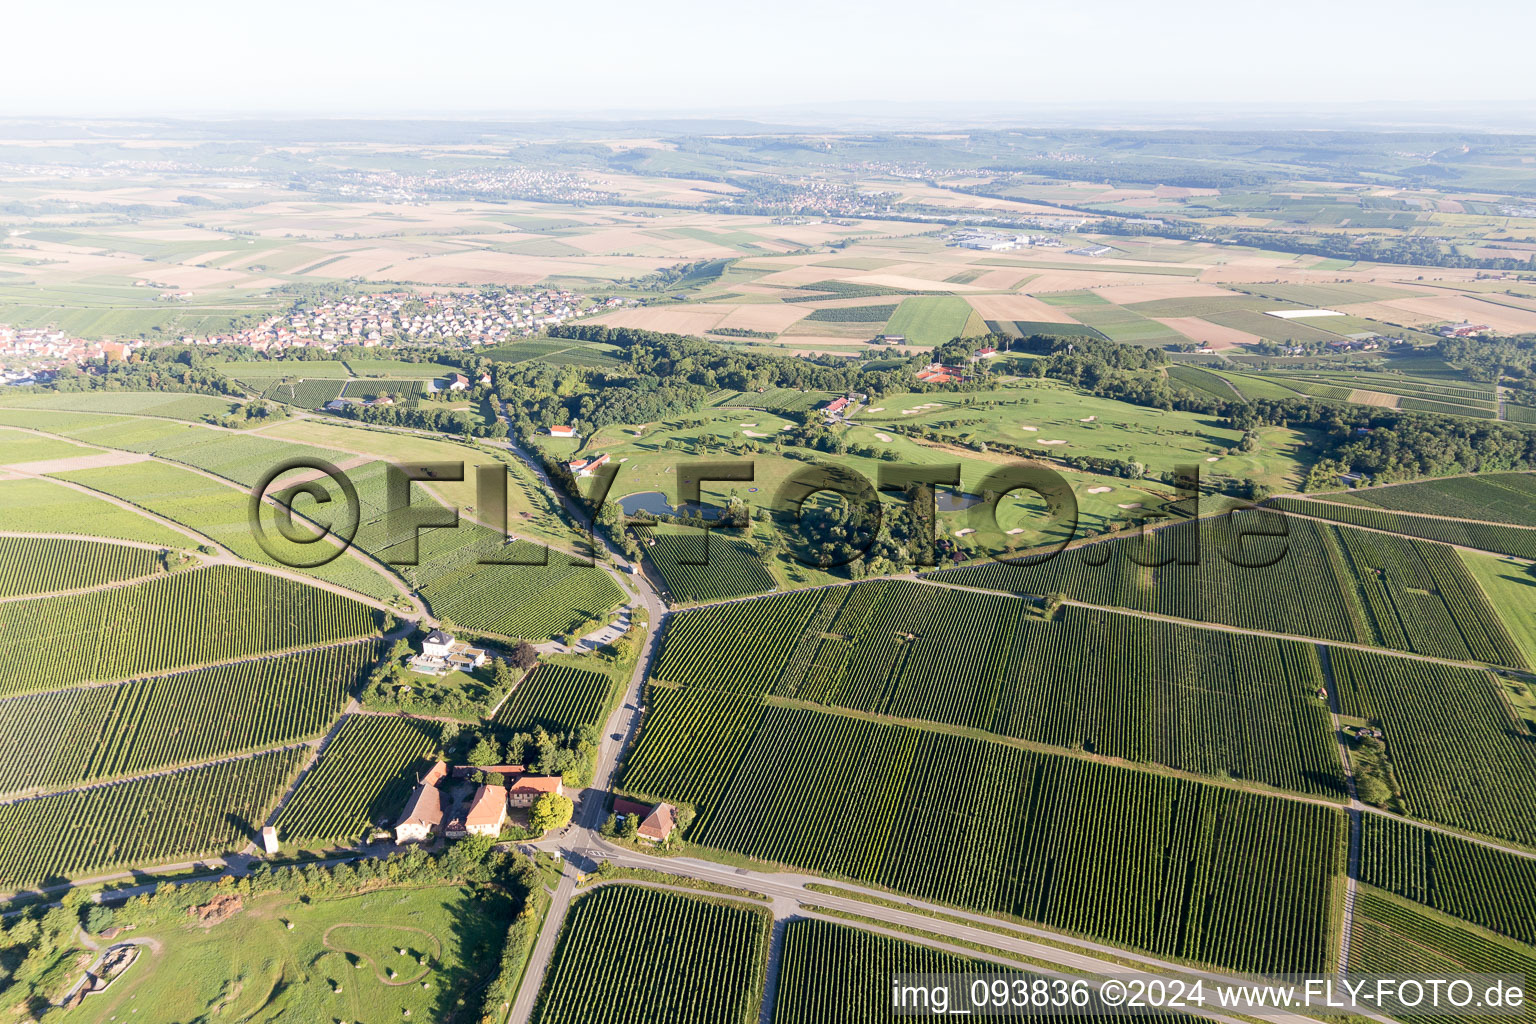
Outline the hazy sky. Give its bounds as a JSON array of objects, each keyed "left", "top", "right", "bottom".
[{"left": 5, "top": 0, "right": 1533, "bottom": 119}]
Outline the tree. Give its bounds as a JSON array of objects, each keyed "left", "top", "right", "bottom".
[
  {"left": 468, "top": 735, "right": 500, "bottom": 767},
  {"left": 600, "top": 812, "right": 618, "bottom": 837},
  {"left": 620, "top": 813, "right": 639, "bottom": 839},
  {"left": 510, "top": 641, "right": 539, "bottom": 671},
  {"left": 1357, "top": 775, "right": 1391, "bottom": 807},
  {"left": 530, "top": 792, "right": 574, "bottom": 834}
]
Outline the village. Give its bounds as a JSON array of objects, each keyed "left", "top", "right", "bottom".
[{"left": 0, "top": 286, "right": 630, "bottom": 376}]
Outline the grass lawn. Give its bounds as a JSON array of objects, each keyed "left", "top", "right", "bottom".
[
  {"left": 1460, "top": 551, "right": 1536, "bottom": 667},
  {"left": 882, "top": 295, "right": 983, "bottom": 345},
  {"left": 56, "top": 884, "right": 512, "bottom": 1024}
]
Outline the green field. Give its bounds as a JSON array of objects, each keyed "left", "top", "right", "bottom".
[
  {"left": 57, "top": 883, "right": 513, "bottom": 1024},
  {"left": 493, "top": 661, "right": 616, "bottom": 735},
  {"left": 1330, "top": 473, "right": 1536, "bottom": 526},
  {"left": 882, "top": 296, "right": 983, "bottom": 345},
  {"left": 533, "top": 885, "right": 768, "bottom": 1024},
  {"left": 1265, "top": 496, "right": 1536, "bottom": 558},
  {"left": 641, "top": 525, "right": 777, "bottom": 603}
]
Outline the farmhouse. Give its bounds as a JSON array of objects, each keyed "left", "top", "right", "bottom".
[
  {"left": 508, "top": 774, "right": 563, "bottom": 808},
  {"left": 566, "top": 453, "right": 610, "bottom": 478},
  {"left": 395, "top": 761, "right": 448, "bottom": 842},
  {"left": 548, "top": 425, "right": 577, "bottom": 437},
  {"left": 1438, "top": 322, "right": 1489, "bottom": 338},
  {"left": 637, "top": 803, "right": 679, "bottom": 843},
  {"left": 446, "top": 372, "right": 470, "bottom": 391},
  {"left": 410, "top": 629, "right": 488, "bottom": 675},
  {"left": 823, "top": 396, "right": 849, "bottom": 415},
  {"left": 446, "top": 783, "right": 508, "bottom": 838}
]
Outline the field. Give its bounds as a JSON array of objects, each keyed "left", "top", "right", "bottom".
[
  {"left": 648, "top": 581, "right": 1341, "bottom": 795},
  {"left": 1264, "top": 495, "right": 1536, "bottom": 558},
  {"left": 0, "top": 641, "right": 380, "bottom": 796},
  {"left": 641, "top": 525, "right": 777, "bottom": 603},
  {"left": 0, "top": 745, "right": 305, "bottom": 888},
  {"left": 493, "top": 662, "right": 616, "bottom": 734},
  {"left": 620, "top": 687, "right": 768, "bottom": 809},
  {"left": 275, "top": 714, "right": 443, "bottom": 845},
  {"left": 0, "top": 535, "right": 163, "bottom": 597},
  {"left": 0, "top": 477, "right": 193, "bottom": 548},
  {"left": 717, "top": 388, "right": 834, "bottom": 413},
  {"left": 933, "top": 517, "right": 1526, "bottom": 668},
  {"left": 1329, "top": 472, "right": 1536, "bottom": 526},
  {"left": 0, "top": 565, "right": 379, "bottom": 696},
  {"left": 532, "top": 885, "right": 769, "bottom": 1024},
  {"left": 57, "top": 884, "right": 513, "bottom": 1024},
  {"left": 882, "top": 296, "right": 984, "bottom": 345},
  {"left": 1360, "top": 813, "right": 1536, "bottom": 946},
  {"left": 1329, "top": 648, "right": 1536, "bottom": 844},
  {"left": 0, "top": 390, "right": 241, "bottom": 422},
  {"left": 1349, "top": 890, "right": 1536, "bottom": 1024},
  {"left": 628, "top": 702, "right": 1343, "bottom": 973}
]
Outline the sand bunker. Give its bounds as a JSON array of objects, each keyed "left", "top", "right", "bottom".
[
  {"left": 1206, "top": 456, "right": 1219, "bottom": 462},
  {"left": 1005, "top": 528, "right": 1026, "bottom": 535},
  {"left": 868, "top": 407, "right": 884, "bottom": 412},
  {"left": 875, "top": 432, "right": 893, "bottom": 442},
  {"left": 742, "top": 430, "right": 769, "bottom": 438},
  {"left": 1086, "top": 486, "right": 1112, "bottom": 494},
  {"left": 1118, "top": 503, "right": 1143, "bottom": 509},
  {"left": 1019, "top": 426, "right": 1038, "bottom": 431},
  {"left": 1039, "top": 439, "right": 1067, "bottom": 445},
  {"left": 954, "top": 528, "right": 976, "bottom": 537},
  {"left": 1079, "top": 416, "right": 1097, "bottom": 422}
]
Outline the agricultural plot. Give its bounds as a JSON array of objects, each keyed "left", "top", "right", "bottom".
[
  {"left": 775, "top": 919, "right": 1200, "bottom": 1024},
  {"left": 1167, "top": 363, "right": 1242, "bottom": 399},
  {"left": 1329, "top": 473, "right": 1536, "bottom": 526},
  {"left": 59, "top": 458, "right": 403, "bottom": 603},
  {"left": 717, "top": 388, "right": 835, "bottom": 413},
  {"left": 276, "top": 714, "right": 442, "bottom": 844},
  {"left": 533, "top": 885, "right": 769, "bottom": 1024},
  {"left": 1264, "top": 496, "right": 1536, "bottom": 558},
  {"left": 493, "top": 662, "right": 615, "bottom": 735},
  {"left": 0, "top": 641, "right": 379, "bottom": 795},
  {"left": 933, "top": 517, "right": 1526, "bottom": 668},
  {"left": 642, "top": 526, "right": 777, "bottom": 603},
  {"left": 257, "top": 377, "right": 348, "bottom": 408},
  {"left": 683, "top": 704, "right": 1341, "bottom": 974},
  {"left": 0, "top": 745, "right": 305, "bottom": 888},
  {"left": 1329, "top": 649, "right": 1536, "bottom": 845},
  {"left": 1068, "top": 304, "right": 1186, "bottom": 346},
  {"left": 0, "top": 390, "right": 240, "bottom": 422},
  {"left": 411, "top": 535, "right": 626, "bottom": 640},
  {"left": 984, "top": 318, "right": 1108, "bottom": 341},
  {"left": 1361, "top": 813, "right": 1536, "bottom": 946},
  {"left": 650, "top": 587, "right": 825, "bottom": 694},
  {"left": 664, "top": 581, "right": 1339, "bottom": 794},
  {"left": 883, "top": 296, "right": 983, "bottom": 345},
  {"left": 0, "top": 535, "right": 163, "bottom": 597},
  {"left": 0, "top": 477, "right": 192, "bottom": 549},
  {"left": 803, "top": 303, "right": 898, "bottom": 323},
  {"left": 1349, "top": 890, "right": 1536, "bottom": 1024},
  {"left": 620, "top": 687, "right": 768, "bottom": 808},
  {"left": 0, "top": 565, "right": 379, "bottom": 697}
]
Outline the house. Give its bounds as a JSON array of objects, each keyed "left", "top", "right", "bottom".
[
  {"left": 410, "top": 629, "right": 488, "bottom": 675},
  {"left": 1069, "top": 245, "right": 1113, "bottom": 257},
  {"left": 261, "top": 826, "right": 280, "bottom": 855},
  {"left": 1438, "top": 322, "right": 1489, "bottom": 338},
  {"left": 507, "top": 774, "right": 563, "bottom": 808},
  {"left": 324, "top": 399, "right": 350, "bottom": 412},
  {"left": 446, "top": 373, "right": 470, "bottom": 391},
  {"left": 477, "top": 372, "right": 493, "bottom": 386},
  {"left": 446, "top": 784, "right": 507, "bottom": 838},
  {"left": 567, "top": 453, "right": 610, "bottom": 478},
  {"left": 395, "top": 762, "right": 448, "bottom": 842},
  {"left": 548, "top": 425, "right": 576, "bottom": 438},
  {"left": 823, "top": 396, "right": 850, "bottom": 416},
  {"left": 637, "top": 803, "right": 678, "bottom": 843}
]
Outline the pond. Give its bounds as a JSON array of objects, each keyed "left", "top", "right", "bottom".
[{"left": 618, "top": 491, "right": 726, "bottom": 520}]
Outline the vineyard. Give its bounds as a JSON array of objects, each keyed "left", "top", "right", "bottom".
[
  {"left": 533, "top": 885, "right": 768, "bottom": 1024},
  {"left": 493, "top": 662, "right": 616, "bottom": 735},
  {"left": 1349, "top": 890, "right": 1536, "bottom": 1024},
  {"left": 0, "top": 746, "right": 305, "bottom": 889},
  {"left": 1330, "top": 472, "right": 1536, "bottom": 527},
  {"left": 0, "top": 641, "right": 380, "bottom": 795},
  {"left": 276, "top": 714, "right": 442, "bottom": 844},
  {"left": 0, "top": 565, "right": 380, "bottom": 697},
  {"left": 257, "top": 377, "right": 348, "bottom": 409},
  {"left": 932, "top": 517, "right": 1526, "bottom": 667},
  {"left": 620, "top": 687, "right": 768, "bottom": 808},
  {"left": 649, "top": 582, "right": 1343, "bottom": 795},
  {"left": 1360, "top": 813, "right": 1536, "bottom": 946},
  {"left": 0, "top": 535, "right": 163, "bottom": 598},
  {"left": 1330, "top": 648, "right": 1536, "bottom": 844},
  {"left": 1263, "top": 496, "right": 1536, "bottom": 559},
  {"left": 678, "top": 704, "right": 1343, "bottom": 973},
  {"left": 642, "top": 526, "right": 776, "bottom": 603},
  {"left": 774, "top": 919, "right": 1190, "bottom": 1024},
  {"left": 718, "top": 388, "right": 835, "bottom": 413},
  {"left": 0, "top": 477, "right": 191, "bottom": 549},
  {"left": 409, "top": 527, "right": 626, "bottom": 640}
]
